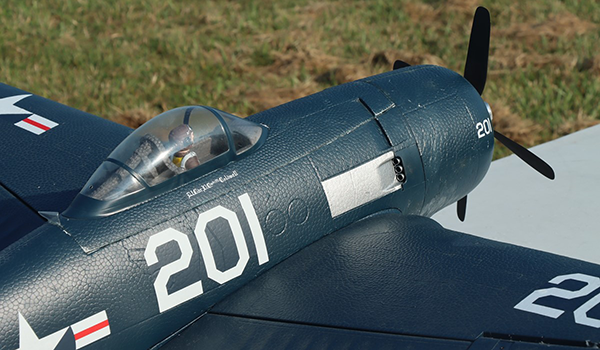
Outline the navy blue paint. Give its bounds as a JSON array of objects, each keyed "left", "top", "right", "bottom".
[
  {"left": 0, "top": 84, "right": 132, "bottom": 213},
  {"left": 161, "top": 313, "right": 471, "bottom": 350},
  {"left": 469, "top": 336, "right": 588, "bottom": 350},
  {"left": 212, "top": 213, "right": 600, "bottom": 345},
  {"left": 0, "top": 184, "right": 45, "bottom": 251}
]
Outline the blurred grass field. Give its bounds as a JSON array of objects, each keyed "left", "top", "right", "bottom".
[{"left": 1, "top": 0, "right": 599, "bottom": 158}]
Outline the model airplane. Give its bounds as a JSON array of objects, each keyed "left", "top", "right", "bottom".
[{"left": 1, "top": 7, "right": 596, "bottom": 350}]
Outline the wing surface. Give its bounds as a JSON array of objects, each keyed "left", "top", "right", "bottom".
[
  {"left": 161, "top": 213, "right": 600, "bottom": 349},
  {"left": 0, "top": 84, "right": 131, "bottom": 214},
  {"left": 0, "top": 84, "right": 131, "bottom": 246}
]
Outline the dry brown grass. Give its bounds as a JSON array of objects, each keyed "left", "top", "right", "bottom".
[
  {"left": 112, "top": 105, "right": 159, "bottom": 129},
  {"left": 555, "top": 111, "right": 600, "bottom": 137},
  {"left": 2, "top": 0, "right": 598, "bottom": 159},
  {"left": 498, "top": 12, "right": 597, "bottom": 44},
  {"left": 490, "top": 102, "right": 544, "bottom": 146},
  {"left": 370, "top": 50, "right": 446, "bottom": 68},
  {"left": 246, "top": 84, "right": 319, "bottom": 112}
]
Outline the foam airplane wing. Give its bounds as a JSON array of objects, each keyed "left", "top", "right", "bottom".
[
  {"left": 162, "top": 210, "right": 600, "bottom": 350},
  {"left": 0, "top": 84, "right": 131, "bottom": 248}
]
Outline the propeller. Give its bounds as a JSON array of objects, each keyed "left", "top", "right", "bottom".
[
  {"left": 389, "top": 7, "right": 555, "bottom": 221},
  {"left": 457, "top": 196, "right": 467, "bottom": 222},
  {"left": 393, "top": 60, "right": 411, "bottom": 70},
  {"left": 463, "top": 7, "right": 490, "bottom": 95},
  {"left": 456, "top": 6, "right": 555, "bottom": 221}
]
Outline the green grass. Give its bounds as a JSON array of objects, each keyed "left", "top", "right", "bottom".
[{"left": 1, "top": 0, "right": 599, "bottom": 159}]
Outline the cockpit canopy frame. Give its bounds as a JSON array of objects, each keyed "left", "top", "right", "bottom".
[{"left": 63, "top": 106, "right": 267, "bottom": 218}]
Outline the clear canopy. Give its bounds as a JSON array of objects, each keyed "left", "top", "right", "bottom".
[{"left": 80, "top": 106, "right": 266, "bottom": 202}]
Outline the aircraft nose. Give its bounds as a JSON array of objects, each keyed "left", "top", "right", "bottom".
[
  {"left": 414, "top": 90, "right": 494, "bottom": 216},
  {"left": 365, "top": 65, "right": 494, "bottom": 216}
]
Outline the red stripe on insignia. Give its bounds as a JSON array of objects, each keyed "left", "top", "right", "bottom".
[
  {"left": 23, "top": 118, "right": 50, "bottom": 131},
  {"left": 73, "top": 320, "right": 110, "bottom": 340}
]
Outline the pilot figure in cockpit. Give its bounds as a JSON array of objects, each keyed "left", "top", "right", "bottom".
[{"left": 169, "top": 124, "right": 200, "bottom": 171}]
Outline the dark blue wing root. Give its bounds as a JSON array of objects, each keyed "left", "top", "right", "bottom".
[
  {"left": 0, "top": 84, "right": 131, "bottom": 215},
  {"left": 0, "top": 183, "right": 45, "bottom": 251},
  {"left": 160, "top": 213, "right": 600, "bottom": 349}
]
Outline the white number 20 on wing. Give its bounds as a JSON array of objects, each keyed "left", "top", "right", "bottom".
[
  {"left": 144, "top": 193, "right": 269, "bottom": 313},
  {"left": 514, "top": 273, "right": 600, "bottom": 328}
]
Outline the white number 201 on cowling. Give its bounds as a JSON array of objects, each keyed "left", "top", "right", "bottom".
[
  {"left": 514, "top": 273, "right": 600, "bottom": 328},
  {"left": 144, "top": 193, "right": 269, "bottom": 313}
]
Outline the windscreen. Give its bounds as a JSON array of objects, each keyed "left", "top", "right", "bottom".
[{"left": 218, "top": 111, "right": 266, "bottom": 155}]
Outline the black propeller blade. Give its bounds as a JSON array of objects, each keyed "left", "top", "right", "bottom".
[
  {"left": 463, "top": 6, "right": 490, "bottom": 96},
  {"left": 393, "top": 60, "right": 411, "bottom": 70},
  {"left": 455, "top": 7, "right": 490, "bottom": 221},
  {"left": 494, "top": 131, "right": 555, "bottom": 180},
  {"left": 457, "top": 196, "right": 467, "bottom": 222},
  {"left": 454, "top": 6, "right": 554, "bottom": 222}
]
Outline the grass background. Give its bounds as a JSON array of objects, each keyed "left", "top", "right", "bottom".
[{"left": 1, "top": 0, "right": 599, "bottom": 158}]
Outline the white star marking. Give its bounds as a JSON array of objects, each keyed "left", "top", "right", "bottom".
[
  {"left": 16, "top": 312, "right": 69, "bottom": 350},
  {"left": 0, "top": 94, "right": 33, "bottom": 115}
]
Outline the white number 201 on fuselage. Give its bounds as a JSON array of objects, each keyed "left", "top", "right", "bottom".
[{"left": 144, "top": 193, "right": 269, "bottom": 313}]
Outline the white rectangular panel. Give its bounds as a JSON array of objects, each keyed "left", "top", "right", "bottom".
[{"left": 321, "top": 151, "right": 402, "bottom": 218}]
